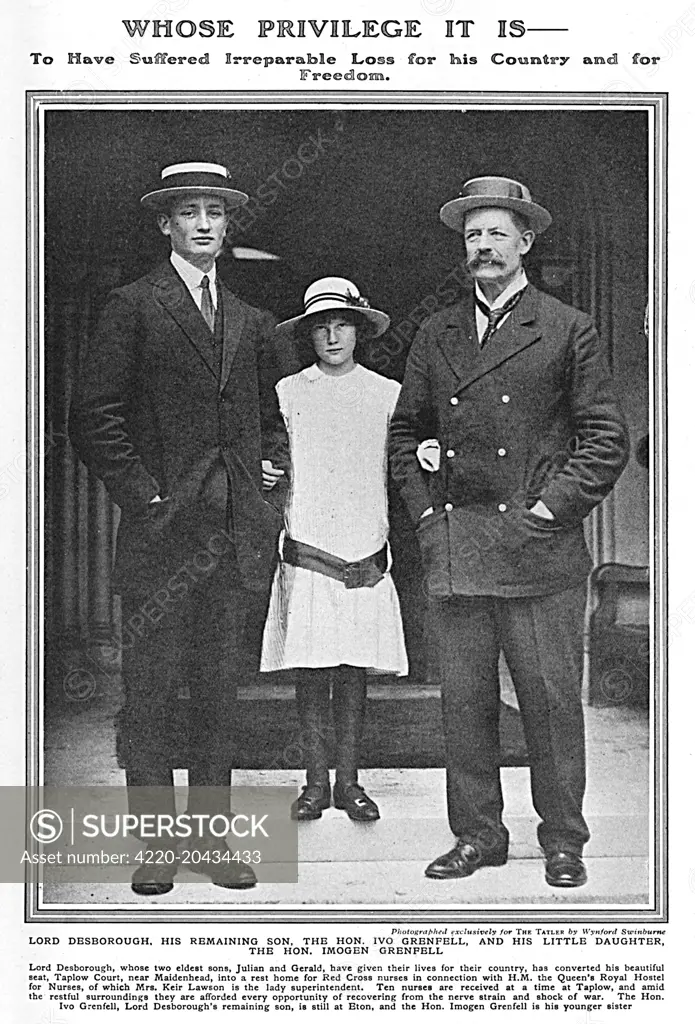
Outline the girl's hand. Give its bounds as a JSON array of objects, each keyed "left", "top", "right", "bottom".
[{"left": 417, "top": 439, "right": 441, "bottom": 473}]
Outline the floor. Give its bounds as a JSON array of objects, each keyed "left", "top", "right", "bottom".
[{"left": 42, "top": 672, "right": 652, "bottom": 910}]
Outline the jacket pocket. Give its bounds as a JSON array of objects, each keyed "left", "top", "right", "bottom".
[
  {"left": 526, "top": 448, "right": 570, "bottom": 505},
  {"left": 415, "top": 508, "right": 445, "bottom": 535},
  {"left": 141, "top": 496, "right": 176, "bottom": 539},
  {"left": 521, "top": 507, "right": 564, "bottom": 537},
  {"left": 143, "top": 450, "right": 222, "bottom": 536}
]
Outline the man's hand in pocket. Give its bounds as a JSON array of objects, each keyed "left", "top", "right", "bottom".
[{"left": 528, "top": 500, "right": 554, "bottom": 520}]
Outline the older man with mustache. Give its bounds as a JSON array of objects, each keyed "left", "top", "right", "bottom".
[{"left": 390, "top": 176, "right": 629, "bottom": 889}]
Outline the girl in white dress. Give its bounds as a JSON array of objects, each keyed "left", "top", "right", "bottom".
[{"left": 260, "top": 278, "right": 408, "bottom": 822}]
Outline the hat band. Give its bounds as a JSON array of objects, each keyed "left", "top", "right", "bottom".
[
  {"left": 461, "top": 179, "right": 527, "bottom": 201},
  {"left": 153, "top": 171, "right": 235, "bottom": 191},
  {"left": 162, "top": 162, "right": 228, "bottom": 179},
  {"left": 304, "top": 291, "right": 357, "bottom": 311}
]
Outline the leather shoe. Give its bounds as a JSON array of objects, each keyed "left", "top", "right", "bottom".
[
  {"left": 333, "top": 782, "right": 380, "bottom": 822},
  {"left": 545, "top": 850, "right": 587, "bottom": 888},
  {"left": 425, "top": 840, "right": 507, "bottom": 880},
  {"left": 291, "top": 784, "right": 331, "bottom": 821},
  {"left": 187, "top": 838, "right": 257, "bottom": 889},
  {"left": 131, "top": 845, "right": 177, "bottom": 896}
]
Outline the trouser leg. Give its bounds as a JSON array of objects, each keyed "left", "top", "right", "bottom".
[
  {"left": 187, "top": 763, "right": 231, "bottom": 823},
  {"left": 120, "top": 539, "right": 244, "bottom": 827},
  {"left": 120, "top": 584, "right": 185, "bottom": 826},
  {"left": 499, "top": 584, "right": 590, "bottom": 855},
  {"left": 429, "top": 597, "right": 508, "bottom": 854},
  {"left": 294, "top": 669, "right": 332, "bottom": 787},
  {"left": 125, "top": 767, "right": 177, "bottom": 840},
  {"left": 332, "top": 666, "right": 368, "bottom": 787},
  {"left": 187, "top": 573, "right": 247, "bottom": 820}
]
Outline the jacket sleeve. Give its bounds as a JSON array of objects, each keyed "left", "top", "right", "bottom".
[
  {"left": 540, "top": 313, "right": 630, "bottom": 524},
  {"left": 68, "top": 290, "right": 161, "bottom": 513},
  {"left": 255, "top": 309, "right": 291, "bottom": 509},
  {"left": 388, "top": 325, "right": 436, "bottom": 524}
]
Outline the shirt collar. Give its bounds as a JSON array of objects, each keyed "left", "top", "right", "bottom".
[
  {"left": 475, "top": 269, "right": 528, "bottom": 310},
  {"left": 170, "top": 250, "right": 217, "bottom": 290}
]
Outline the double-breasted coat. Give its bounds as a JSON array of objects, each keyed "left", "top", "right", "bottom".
[
  {"left": 390, "top": 282, "right": 629, "bottom": 854},
  {"left": 389, "top": 284, "right": 630, "bottom": 598}
]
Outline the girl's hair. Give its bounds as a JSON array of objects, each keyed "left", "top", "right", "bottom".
[{"left": 293, "top": 308, "right": 373, "bottom": 366}]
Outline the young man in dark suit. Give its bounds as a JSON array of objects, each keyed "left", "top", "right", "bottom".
[
  {"left": 70, "top": 162, "right": 288, "bottom": 895},
  {"left": 389, "top": 176, "right": 629, "bottom": 888}
]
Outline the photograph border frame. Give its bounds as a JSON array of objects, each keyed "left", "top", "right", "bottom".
[{"left": 25, "top": 89, "right": 667, "bottom": 925}]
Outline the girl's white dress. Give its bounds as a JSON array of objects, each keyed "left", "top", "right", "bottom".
[{"left": 260, "top": 362, "right": 408, "bottom": 675}]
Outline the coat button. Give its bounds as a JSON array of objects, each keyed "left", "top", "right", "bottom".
[
  {"left": 498, "top": 503, "right": 507, "bottom": 512},
  {"left": 444, "top": 502, "right": 453, "bottom": 512},
  {"left": 501, "top": 394, "right": 510, "bottom": 403},
  {"left": 497, "top": 448, "right": 507, "bottom": 457},
  {"left": 446, "top": 449, "right": 455, "bottom": 458},
  {"left": 450, "top": 397, "right": 459, "bottom": 406}
]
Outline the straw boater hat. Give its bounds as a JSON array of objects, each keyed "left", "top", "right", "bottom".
[
  {"left": 439, "top": 176, "right": 552, "bottom": 235},
  {"left": 276, "top": 277, "right": 390, "bottom": 338},
  {"left": 140, "top": 162, "right": 248, "bottom": 210}
]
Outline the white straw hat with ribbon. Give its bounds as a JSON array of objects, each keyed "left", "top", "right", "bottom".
[
  {"left": 140, "top": 162, "right": 248, "bottom": 209},
  {"left": 276, "top": 277, "right": 390, "bottom": 337}
]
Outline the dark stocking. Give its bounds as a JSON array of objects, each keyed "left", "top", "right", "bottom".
[
  {"left": 295, "top": 670, "right": 332, "bottom": 786},
  {"left": 332, "top": 666, "right": 368, "bottom": 787}
]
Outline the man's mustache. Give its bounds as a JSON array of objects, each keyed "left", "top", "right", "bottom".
[{"left": 467, "top": 255, "right": 505, "bottom": 269}]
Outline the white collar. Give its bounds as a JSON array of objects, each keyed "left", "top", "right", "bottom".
[
  {"left": 170, "top": 250, "right": 217, "bottom": 289},
  {"left": 475, "top": 269, "right": 528, "bottom": 310},
  {"left": 304, "top": 363, "right": 323, "bottom": 381},
  {"left": 303, "top": 362, "right": 362, "bottom": 382}
]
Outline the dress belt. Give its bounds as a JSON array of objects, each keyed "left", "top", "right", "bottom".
[{"left": 282, "top": 537, "right": 388, "bottom": 589}]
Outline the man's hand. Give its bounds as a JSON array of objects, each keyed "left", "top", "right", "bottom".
[
  {"left": 262, "top": 460, "right": 285, "bottom": 490},
  {"left": 528, "top": 500, "right": 555, "bottom": 520}
]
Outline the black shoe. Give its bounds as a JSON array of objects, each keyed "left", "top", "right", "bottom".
[
  {"left": 333, "top": 782, "right": 380, "bottom": 822},
  {"left": 131, "top": 845, "right": 177, "bottom": 896},
  {"left": 291, "top": 784, "right": 331, "bottom": 821},
  {"left": 545, "top": 850, "right": 587, "bottom": 888},
  {"left": 425, "top": 839, "right": 507, "bottom": 880},
  {"left": 187, "top": 838, "right": 257, "bottom": 889}
]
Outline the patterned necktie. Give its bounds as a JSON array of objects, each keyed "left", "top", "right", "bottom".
[
  {"left": 200, "top": 274, "right": 216, "bottom": 334},
  {"left": 475, "top": 286, "right": 526, "bottom": 348}
]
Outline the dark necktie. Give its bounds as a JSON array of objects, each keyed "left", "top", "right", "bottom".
[
  {"left": 200, "top": 274, "right": 216, "bottom": 334},
  {"left": 475, "top": 286, "right": 526, "bottom": 347}
]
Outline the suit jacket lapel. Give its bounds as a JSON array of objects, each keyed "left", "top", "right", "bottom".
[
  {"left": 218, "top": 280, "right": 246, "bottom": 393},
  {"left": 434, "top": 300, "right": 479, "bottom": 382},
  {"left": 147, "top": 261, "right": 219, "bottom": 378},
  {"left": 438, "top": 286, "right": 543, "bottom": 393}
]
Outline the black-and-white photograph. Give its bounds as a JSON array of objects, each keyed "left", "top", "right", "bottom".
[{"left": 31, "top": 96, "right": 663, "bottom": 918}]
